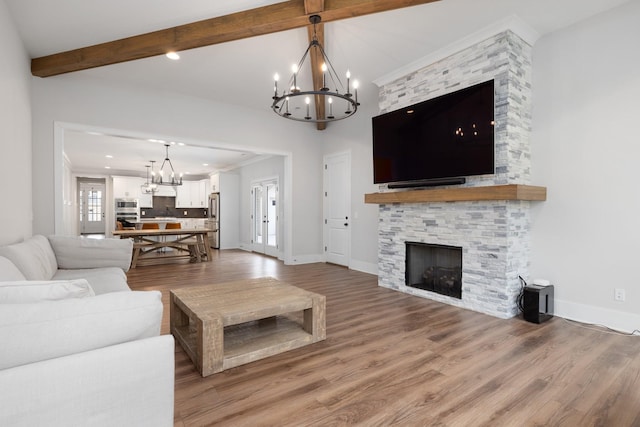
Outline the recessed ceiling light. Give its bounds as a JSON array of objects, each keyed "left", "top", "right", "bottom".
[
  {"left": 105, "top": 155, "right": 113, "bottom": 158},
  {"left": 178, "top": 142, "right": 185, "bottom": 146},
  {"left": 166, "top": 52, "right": 180, "bottom": 60},
  {"left": 203, "top": 163, "right": 209, "bottom": 166},
  {"left": 104, "top": 166, "right": 111, "bottom": 169}
]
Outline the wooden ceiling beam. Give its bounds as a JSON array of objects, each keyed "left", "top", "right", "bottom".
[
  {"left": 31, "top": 0, "right": 439, "bottom": 77},
  {"left": 305, "top": 0, "right": 327, "bottom": 130}
]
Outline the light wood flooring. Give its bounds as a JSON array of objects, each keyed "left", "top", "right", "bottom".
[{"left": 126, "top": 250, "right": 640, "bottom": 427}]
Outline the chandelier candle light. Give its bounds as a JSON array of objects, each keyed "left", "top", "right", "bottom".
[
  {"left": 141, "top": 161, "right": 158, "bottom": 194},
  {"left": 153, "top": 144, "right": 183, "bottom": 186},
  {"left": 271, "top": 14, "right": 359, "bottom": 123}
]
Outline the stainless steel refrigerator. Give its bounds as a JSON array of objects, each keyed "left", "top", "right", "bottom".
[{"left": 205, "top": 193, "right": 220, "bottom": 249}]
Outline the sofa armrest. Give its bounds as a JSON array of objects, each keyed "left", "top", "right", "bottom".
[
  {"left": 0, "top": 335, "right": 175, "bottom": 427},
  {"left": 48, "top": 235, "right": 133, "bottom": 272},
  {"left": 0, "top": 291, "right": 162, "bottom": 370}
]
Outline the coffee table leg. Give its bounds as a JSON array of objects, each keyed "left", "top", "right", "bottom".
[
  {"left": 170, "top": 293, "right": 189, "bottom": 333},
  {"left": 199, "top": 314, "right": 224, "bottom": 376},
  {"left": 304, "top": 294, "right": 326, "bottom": 342}
]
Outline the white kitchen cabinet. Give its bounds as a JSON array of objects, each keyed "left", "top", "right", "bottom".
[
  {"left": 198, "top": 180, "right": 210, "bottom": 207},
  {"left": 138, "top": 192, "right": 153, "bottom": 208},
  {"left": 113, "top": 176, "right": 145, "bottom": 199},
  {"left": 210, "top": 174, "right": 220, "bottom": 193},
  {"left": 176, "top": 181, "right": 198, "bottom": 207},
  {"left": 175, "top": 182, "right": 190, "bottom": 208},
  {"left": 176, "top": 180, "right": 209, "bottom": 207},
  {"left": 154, "top": 185, "right": 176, "bottom": 197}
]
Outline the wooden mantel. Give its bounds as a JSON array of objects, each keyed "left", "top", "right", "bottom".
[{"left": 364, "top": 184, "right": 546, "bottom": 204}]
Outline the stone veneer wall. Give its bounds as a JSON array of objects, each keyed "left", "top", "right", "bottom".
[{"left": 376, "top": 31, "right": 533, "bottom": 318}]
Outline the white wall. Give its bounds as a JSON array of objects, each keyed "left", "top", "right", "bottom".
[
  {"left": 30, "top": 75, "right": 325, "bottom": 262},
  {"left": 0, "top": 1, "right": 32, "bottom": 245},
  {"left": 531, "top": 0, "right": 640, "bottom": 332}
]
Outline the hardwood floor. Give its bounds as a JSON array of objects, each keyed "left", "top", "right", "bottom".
[{"left": 126, "top": 250, "right": 640, "bottom": 427}]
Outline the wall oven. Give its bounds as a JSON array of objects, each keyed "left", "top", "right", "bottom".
[{"left": 115, "top": 198, "right": 139, "bottom": 224}]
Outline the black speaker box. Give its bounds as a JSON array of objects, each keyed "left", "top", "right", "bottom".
[{"left": 523, "top": 284, "right": 554, "bottom": 324}]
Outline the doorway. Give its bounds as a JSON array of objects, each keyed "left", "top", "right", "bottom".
[
  {"left": 323, "top": 151, "right": 351, "bottom": 267},
  {"left": 78, "top": 179, "right": 106, "bottom": 235},
  {"left": 251, "top": 178, "right": 279, "bottom": 257}
]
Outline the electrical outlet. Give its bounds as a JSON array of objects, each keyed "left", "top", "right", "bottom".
[{"left": 614, "top": 288, "right": 626, "bottom": 302}]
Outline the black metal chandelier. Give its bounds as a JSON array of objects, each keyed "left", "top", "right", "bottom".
[
  {"left": 152, "top": 144, "right": 183, "bottom": 186},
  {"left": 271, "top": 15, "right": 359, "bottom": 123}
]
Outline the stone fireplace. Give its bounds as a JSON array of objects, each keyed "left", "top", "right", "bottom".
[{"left": 369, "top": 29, "right": 542, "bottom": 319}]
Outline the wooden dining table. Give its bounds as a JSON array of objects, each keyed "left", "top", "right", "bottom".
[{"left": 113, "top": 228, "right": 213, "bottom": 268}]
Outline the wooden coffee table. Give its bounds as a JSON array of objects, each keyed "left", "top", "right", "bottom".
[{"left": 170, "top": 277, "right": 326, "bottom": 376}]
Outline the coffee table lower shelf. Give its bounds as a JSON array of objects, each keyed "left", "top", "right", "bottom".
[{"left": 172, "top": 316, "right": 315, "bottom": 372}]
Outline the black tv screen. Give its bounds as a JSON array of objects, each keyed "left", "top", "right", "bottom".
[{"left": 372, "top": 80, "right": 495, "bottom": 186}]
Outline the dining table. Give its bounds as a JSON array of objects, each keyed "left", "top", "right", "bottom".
[{"left": 113, "top": 228, "right": 213, "bottom": 268}]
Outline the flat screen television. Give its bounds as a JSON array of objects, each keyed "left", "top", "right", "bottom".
[{"left": 372, "top": 79, "right": 495, "bottom": 187}]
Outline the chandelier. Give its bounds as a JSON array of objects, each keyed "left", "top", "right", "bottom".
[
  {"left": 140, "top": 161, "right": 158, "bottom": 194},
  {"left": 152, "top": 144, "right": 183, "bottom": 186},
  {"left": 271, "top": 15, "right": 359, "bottom": 123}
]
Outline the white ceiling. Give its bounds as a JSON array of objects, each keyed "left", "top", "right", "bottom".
[{"left": 5, "top": 0, "right": 630, "bottom": 176}]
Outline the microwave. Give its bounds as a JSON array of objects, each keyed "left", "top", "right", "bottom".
[{"left": 115, "top": 199, "right": 138, "bottom": 209}]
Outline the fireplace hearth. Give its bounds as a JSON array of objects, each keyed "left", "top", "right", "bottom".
[{"left": 406, "top": 242, "right": 462, "bottom": 299}]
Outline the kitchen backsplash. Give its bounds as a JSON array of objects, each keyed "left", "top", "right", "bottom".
[{"left": 140, "top": 207, "right": 208, "bottom": 218}]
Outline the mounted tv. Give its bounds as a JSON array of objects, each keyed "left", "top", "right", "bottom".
[{"left": 372, "top": 80, "right": 495, "bottom": 188}]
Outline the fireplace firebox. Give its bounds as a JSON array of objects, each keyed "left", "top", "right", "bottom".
[{"left": 405, "top": 242, "right": 462, "bottom": 299}]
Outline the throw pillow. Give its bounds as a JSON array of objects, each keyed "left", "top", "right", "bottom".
[{"left": 0, "top": 256, "right": 27, "bottom": 281}]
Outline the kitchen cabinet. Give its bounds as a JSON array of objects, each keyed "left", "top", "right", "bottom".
[
  {"left": 113, "top": 176, "right": 158, "bottom": 207},
  {"left": 138, "top": 192, "right": 153, "bottom": 208},
  {"left": 200, "top": 180, "right": 210, "bottom": 206},
  {"left": 176, "top": 180, "right": 209, "bottom": 207},
  {"left": 154, "top": 185, "right": 176, "bottom": 197},
  {"left": 113, "top": 176, "right": 145, "bottom": 199}
]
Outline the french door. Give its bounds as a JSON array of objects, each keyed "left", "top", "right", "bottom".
[
  {"left": 78, "top": 180, "right": 106, "bottom": 234},
  {"left": 251, "top": 178, "right": 279, "bottom": 257}
]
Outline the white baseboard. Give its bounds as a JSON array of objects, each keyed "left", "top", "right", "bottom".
[
  {"left": 554, "top": 298, "right": 640, "bottom": 334},
  {"left": 285, "top": 254, "right": 324, "bottom": 265}
]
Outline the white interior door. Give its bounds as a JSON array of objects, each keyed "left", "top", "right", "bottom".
[
  {"left": 79, "top": 180, "right": 106, "bottom": 234},
  {"left": 251, "top": 178, "right": 279, "bottom": 257},
  {"left": 324, "top": 151, "right": 351, "bottom": 266}
]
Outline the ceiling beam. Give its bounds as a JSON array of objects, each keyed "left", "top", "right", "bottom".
[
  {"left": 31, "top": 0, "right": 440, "bottom": 77},
  {"left": 305, "top": 0, "right": 327, "bottom": 130}
]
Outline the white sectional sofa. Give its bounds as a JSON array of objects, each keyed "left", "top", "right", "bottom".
[{"left": 0, "top": 235, "right": 175, "bottom": 427}]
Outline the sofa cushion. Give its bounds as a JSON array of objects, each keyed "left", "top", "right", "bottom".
[
  {"left": 0, "top": 335, "right": 175, "bottom": 427},
  {"left": 0, "top": 280, "right": 95, "bottom": 304},
  {"left": 0, "top": 256, "right": 27, "bottom": 281},
  {"left": 0, "top": 290, "right": 163, "bottom": 370},
  {"left": 0, "top": 236, "right": 58, "bottom": 281},
  {"left": 48, "top": 235, "right": 133, "bottom": 272},
  {"left": 53, "top": 267, "right": 130, "bottom": 294}
]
